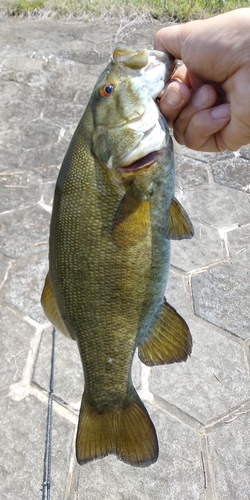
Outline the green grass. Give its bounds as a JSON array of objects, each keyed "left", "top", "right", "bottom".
[{"left": 0, "top": 0, "right": 249, "bottom": 21}]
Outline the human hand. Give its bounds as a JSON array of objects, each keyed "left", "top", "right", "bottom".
[{"left": 154, "top": 9, "right": 250, "bottom": 152}]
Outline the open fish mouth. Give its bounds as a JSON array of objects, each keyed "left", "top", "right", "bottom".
[
  {"left": 112, "top": 49, "right": 175, "bottom": 178},
  {"left": 116, "top": 103, "right": 167, "bottom": 177},
  {"left": 117, "top": 151, "right": 159, "bottom": 175}
]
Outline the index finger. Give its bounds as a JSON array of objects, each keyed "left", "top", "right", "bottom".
[{"left": 154, "top": 24, "right": 189, "bottom": 60}]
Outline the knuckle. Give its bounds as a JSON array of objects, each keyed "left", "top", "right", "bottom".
[{"left": 173, "top": 129, "right": 185, "bottom": 145}]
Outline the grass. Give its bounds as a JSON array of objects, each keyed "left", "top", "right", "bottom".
[{"left": 0, "top": 0, "right": 249, "bottom": 21}]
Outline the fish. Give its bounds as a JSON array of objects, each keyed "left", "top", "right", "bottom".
[{"left": 41, "top": 46, "right": 194, "bottom": 468}]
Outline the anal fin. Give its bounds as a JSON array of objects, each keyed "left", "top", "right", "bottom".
[
  {"left": 41, "top": 274, "right": 75, "bottom": 340},
  {"left": 166, "top": 197, "right": 194, "bottom": 240},
  {"left": 138, "top": 300, "right": 192, "bottom": 366}
]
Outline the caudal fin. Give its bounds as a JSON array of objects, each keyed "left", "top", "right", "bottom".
[{"left": 76, "top": 391, "right": 158, "bottom": 467}]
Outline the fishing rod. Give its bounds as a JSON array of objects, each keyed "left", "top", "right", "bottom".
[{"left": 42, "top": 327, "right": 56, "bottom": 500}]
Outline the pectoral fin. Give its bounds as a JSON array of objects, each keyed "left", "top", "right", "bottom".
[
  {"left": 112, "top": 182, "right": 151, "bottom": 248},
  {"left": 138, "top": 300, "right": 192, "bottom": 366},
  {"left": 165, "top": 197, "right": 194, "bottom": 240},
  {"left": 41, "top": 274, "right": 75, "bottom": 340}
]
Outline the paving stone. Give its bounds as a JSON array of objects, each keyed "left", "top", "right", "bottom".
[
  {"left": 3, "top": 55, "right": 45, "bottom": 73},
  {"left": 0, "top": 82, "right": 45, "bottom": 126},
  {"left": 0, "top": 206, "right": 49, "bottom": 258},
  {"left": 171, "top": 222, "right": 223, "bottom": 273},
  {"left": 76, "top": 403, "right": 204, "bottom": 500},
  {"left": 165, "top": 269, "right": 194, "bottom": 322},
  {"left": 0, "top": 306, "right": 35, "bottom": 391},
  {"left": 208, "top": 411, "right": 250, "bottom": 499},
  {"left": 149, "top": 315, "right": 250, "bottom": 424},
  {"left": 24, "top": 118, "right": 61, "bottom": 150},
  {"left": 0, "top": 146, "right": 19, "bottom": 172},
  {"left": 211, "top": 156, "right": 250, "bottom": 192},
  {"left": 227, "top": 225, "right": 250, "bottom": 270},
  {"left": 3, "top": 251, "right": 48, "bottom": 323},
  {"left": 175, "top": 154, "right": 209, "bottom": 188},
  {"left": 0, "top": 173, "right": 43, "bottom": 212},
  {"left": 3, "top": 120, "right": 60, "bottom": 156},
  {"left": 181, "top": 183, "right": 250, "bottom": 228},
  {"left": 20, "top": 146, "right": 64, "bottom": 178},
  {"left": 43, "top": 58, "right": 103, "bottom": 103},
  {"left": 0, "top": 254, "right": 10, "bottom": 286},
  {"left": 192, "top": 263, "right": 250, "bottom": 339},
  {"left": 42, "top": 99, "right": 84, "bottom": 131},
  {"left": 0, "top": 394, "right": 75, "bottom": 500},
  {"left": 239, "top": 143, "right": 250, "bottom": 160}
]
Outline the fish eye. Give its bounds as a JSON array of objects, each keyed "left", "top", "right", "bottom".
[{"left": 100, "top": 83, "right": 114, "bottom": 97}]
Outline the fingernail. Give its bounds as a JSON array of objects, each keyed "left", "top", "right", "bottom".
[
  {"left": 192, "top": 86, "right": 209, "bottom": 108},
  {"left": 166, "top": 87, "right": 184, "bottom": 107},
  {"left": 211, "top": 104, "right": 230, "bottom": 119}
]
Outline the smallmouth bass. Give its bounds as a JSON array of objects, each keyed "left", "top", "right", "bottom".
[{"left": 41, "top": 47, "right": 194, "bottom": 467}]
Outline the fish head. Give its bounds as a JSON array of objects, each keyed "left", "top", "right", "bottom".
[{"left": 89, "top": 47, "right": 176, "bottom": 187}]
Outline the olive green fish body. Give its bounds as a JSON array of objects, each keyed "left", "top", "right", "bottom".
[{"left": 42, "top": 47, "right": 193, "bottom": 467}]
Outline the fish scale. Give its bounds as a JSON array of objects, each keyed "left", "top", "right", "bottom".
[{"left": 41, "top": 46, "right": 194, "bottom": 467}]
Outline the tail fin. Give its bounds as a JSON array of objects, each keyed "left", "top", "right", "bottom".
[{"left": 76, "top": 391, "right": 158, "bottom": 467}]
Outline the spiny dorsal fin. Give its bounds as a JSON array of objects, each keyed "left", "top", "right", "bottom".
[
  {"left": 166, "top": 197, "right": 194, "bottom": 240},
  {"left": 138, "top": 300, "right": 192, "bottom": 366},
  {"left": 41, "top": 274, "right": 75, "bottom": 340},
  {"left": 111, "top": 182, "right": 151, "bottom": 248},
  {"left": 76, "top": 390, "right": 158, "bottom": 467}
]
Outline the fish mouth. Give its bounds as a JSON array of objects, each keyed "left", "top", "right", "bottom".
[{"left": 117, "top": 151, "right": 159, "bottom": 176}]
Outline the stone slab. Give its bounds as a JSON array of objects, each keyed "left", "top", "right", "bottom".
[
  {"left": 208, "top": 410, "right": 250, "bottom": 499},
  {"left": 211, "top": 156, "right": 250, "bottom": 192},
  {"left": 149, "top": 315, "right": 250, "bottom": 424},
  {"left": 180, "top": 184, "right": 250, "bottom": 228},
  {"left": 175, "top": 154, "right": 209, "bottom": 189},
  {"left": 192, "top": 263, "right": 250, "bottom": 340},
  {"left": 165, "top": 268, "right": 194, "bottom": 322},
  {"left": 0, "top": 173, "right": 43, "bottom": 212},
  {"left": 171, "top": 222, "right": 224, "bottom": 273},
  {"left": 227, "top": 225, "right": 250, "bottom": 270},
  {"left": 76, "top": 403, "right": 204, "bottom": 500},
  {"left": 2, "top": 252, "right": 48, "bottom": 323},
  {"left": 0, "top": 394, "right": 75, "bottom": 500},
  {"left": 0, "top": 206, "right": 50, "bottom": 259},
  {"left": 0, "top": 305, "right": 35, "bottom": 390}
]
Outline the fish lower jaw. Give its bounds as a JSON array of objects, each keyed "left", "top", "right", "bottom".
[
  {"left": 117, "top": 124, "right": 167, "bottom": 175},
  {"left": 116, "top": 150, "right": 160, "bottom": 177}
]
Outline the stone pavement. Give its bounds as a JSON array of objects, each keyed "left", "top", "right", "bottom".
[{"left": 0, "top": 17, "right": 250, "bottom": 500}]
